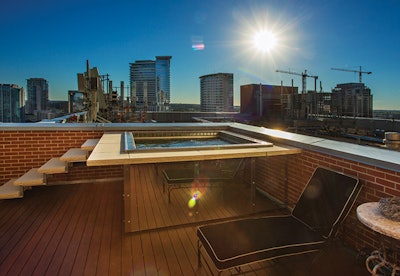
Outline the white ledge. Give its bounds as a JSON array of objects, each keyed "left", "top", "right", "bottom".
[{"left": 231, "top": 123, "right": 400, "bottom": 173}]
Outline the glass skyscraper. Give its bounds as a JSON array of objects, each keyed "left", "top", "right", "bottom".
[
  {"left": 129, "top": 56, "right": 171, "bottom": 111},
  {"left": 0, "top": 84, "right": 25, "bottom": 122},
  {"left": 26, "top": 78, "right": 49, "bottom": 114}
]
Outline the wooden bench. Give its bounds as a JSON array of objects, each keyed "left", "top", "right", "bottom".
[{"left": 161, "top": 159, "right": 244, "bottom": 203}]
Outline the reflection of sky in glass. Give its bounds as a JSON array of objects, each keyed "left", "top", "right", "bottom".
[{"left": 71, "top": 92, "right": 84, "bottom": 112}]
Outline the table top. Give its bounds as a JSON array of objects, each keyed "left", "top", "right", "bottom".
[
  {"left": 86, "top": 132, "right": 302, "bottom": 166},
  {"left": 357, "top": 202, "right": 400, "bottom": 240}
]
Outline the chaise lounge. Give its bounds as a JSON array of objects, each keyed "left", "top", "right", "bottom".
[{"left": 197, "top": 167, "right": 362, "bottom": 275}]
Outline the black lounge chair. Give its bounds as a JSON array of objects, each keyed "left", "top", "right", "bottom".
[{"left": 197, "top": 167, "right": 361, "bottom": 275}]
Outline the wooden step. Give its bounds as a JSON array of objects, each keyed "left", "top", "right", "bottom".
[
  {"left": 60, "top": 148, "right": 87, "bottom": 162},
  {"left": 81, "top": 139, "right": 100, "bottom": 151},
  {"left": 14, "top": 168, "right": 45, "bottom": 186},
  {"left": 0, "top": 179, "right": 23, "bottom": 199},
  {"left": 37, "top": 158, "right": 67, "bottom": 174}
]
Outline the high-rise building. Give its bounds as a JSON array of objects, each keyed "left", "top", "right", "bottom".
[
  {"left": 200, "top": 73, "right": 233, "bottom": 112},
  {"left": 0, "top": 84, "right": 25, "bottom": 122},
  {"left": 331, "top": 83, "right": 373, "bottom": 117},
  {"left": 26, "top": 78, "right": 49, "bottom": 114},
  {"left": 129, "top": 56, "right": 172, "bottom": 112}
]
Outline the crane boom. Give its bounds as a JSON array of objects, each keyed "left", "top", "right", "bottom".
[
  {"left": 331, "top": 66, "right": 372, "bottom": 83},
  {"left": 276, "top": 69, "right": 318, "bottom": 94},
  {"left": 275, "top": 69, "right": 303, "bottom": 77}
]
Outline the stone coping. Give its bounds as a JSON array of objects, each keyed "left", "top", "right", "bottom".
[
  {"left": 1, "top": 122, "right": 399, "bottom": 172},
  {"left": 229, "top": 123, "right": 400, "bottom": 173}
]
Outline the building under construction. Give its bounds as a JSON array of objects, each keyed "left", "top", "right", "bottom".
[
  {"left": 331, "top": 83, "right": 373, "bottom": 117},
  {"left": 240, "top": 82, "right": 372, "bottom": 119}
]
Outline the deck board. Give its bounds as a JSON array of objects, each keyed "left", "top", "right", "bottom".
[
  {"left": 0, "top": 191, "right": 61, "bottom": 275},
  {"left": 109, "top": 188, "right": 123, "bottom": 276},
  {"left": 83, "top": 183, "right": 109, "bottom": 276},
  {"left": 58, "top": 185, "right": 99, "bottom": 276},
  {"left": 96, "top": 183, "right": 116, "bottom": 276},
  {"left": 70, "top": 184, "right": 104, "bottom": 276},
  {"left": 43, "top": 185, "right": 90, "bottom": 276},
  {"left": 22, "top": 186, "right": 81, "bottom": 276},
  {"left": 0, "top": 169, "right": 368, "bottom": 276}
]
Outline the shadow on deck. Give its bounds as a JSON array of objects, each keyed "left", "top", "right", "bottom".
[{"left": 0, "top": 166, "right": 369, "bottom": 275}]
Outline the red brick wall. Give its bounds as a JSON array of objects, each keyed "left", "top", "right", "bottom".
[
  {"left": 0, "top": 130, "right": 122, "bottom": 184},
  {"left": 256, "top": 150, "right": 400, "bottom": 254}
]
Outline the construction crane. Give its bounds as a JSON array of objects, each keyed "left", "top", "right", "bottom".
[
  {"left": 331, "top": 66, "right": 372, "bottom": 83},
  {"left": 275, "top": 69, "right": 318, "bottom": 94}
]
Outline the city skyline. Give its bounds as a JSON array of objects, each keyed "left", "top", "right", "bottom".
[{"left": 1, "top": 0, "right": 399, "bottom": 110}]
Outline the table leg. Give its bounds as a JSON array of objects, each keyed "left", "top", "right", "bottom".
[
  {"left": 250, "top": 157, "right": 255, "bottom": 206},
  {"left": 365, "top": 234, "right": 400, "bottom": 275}
]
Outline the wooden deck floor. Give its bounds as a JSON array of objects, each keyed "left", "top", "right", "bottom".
[
  {"left": 127, "top": 163, "right": 279, "bottom": 232},
  {"left": 0, "top": 169, "right": 369, "bottom": 275}
]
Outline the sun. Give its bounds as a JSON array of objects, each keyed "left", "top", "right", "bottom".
[
  {"left": 230, "top": 5, "right": 302, "bottom": 79},
  {"left": 252, "top": 30, "right": 278, "bottom": 53}
]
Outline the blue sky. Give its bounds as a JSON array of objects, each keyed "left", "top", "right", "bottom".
[{"left": 1, "top": 0, "right": 399, "bottom": 109}]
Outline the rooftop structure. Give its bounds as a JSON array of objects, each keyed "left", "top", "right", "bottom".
[{"left": 77, "top": 61, "right": 108, "bottom": 123}]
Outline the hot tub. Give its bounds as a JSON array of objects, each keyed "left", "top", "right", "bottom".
[{"left": 123, "top": 130, "right": 272, "bottom": 153}]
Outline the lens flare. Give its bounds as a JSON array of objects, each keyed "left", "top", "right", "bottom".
[
  {"left": 188, "top": 190, "right": 202, "bottom": 208},
  {"left": 188, "top": 197, "right": 196, "bottom": 208},
  {"left": 192, "top": 43, "right": 205, "bottom": 51},
  {"left": 192, "top": 36, "right": 205, "bottom": 51}
]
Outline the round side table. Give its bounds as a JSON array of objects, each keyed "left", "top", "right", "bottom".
[{"left": 357, "top": 202, "right": 400, "bottom": 275}]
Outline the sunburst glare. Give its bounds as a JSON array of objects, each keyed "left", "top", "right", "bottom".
[
  {"left": 252, "top": 30, "right": 278, "bottom": 53},
  {"left": 230, "top": 5, "right": 303, "bottom": 82}
]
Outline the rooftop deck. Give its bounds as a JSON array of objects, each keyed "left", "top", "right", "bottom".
[
  {"left": 0, "top": 169, "right": 368, "bottom": 275},
  {"left": 1, "top": 122, "right": 398, "bottom": 275}
]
